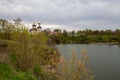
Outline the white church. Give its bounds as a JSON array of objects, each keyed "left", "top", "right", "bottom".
[{"left": 29, "top": 22, "right": 42, "bottom": 34}]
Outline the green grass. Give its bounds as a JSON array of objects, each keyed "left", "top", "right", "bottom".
[{"left": 0, "top": 62, "right": 36, "bottom": 80}]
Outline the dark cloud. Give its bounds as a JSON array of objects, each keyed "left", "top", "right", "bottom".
[{"left": 0, "top": 0, "right": 120, "bottom": 30}]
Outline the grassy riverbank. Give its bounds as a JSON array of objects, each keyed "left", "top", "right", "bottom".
[{"left": 0, "top": 30, "right": 59, "bottom": 80}]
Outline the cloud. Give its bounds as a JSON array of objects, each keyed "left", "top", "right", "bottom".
[{"left": 0, "top": 0, "right": 120, "bottom": 30}]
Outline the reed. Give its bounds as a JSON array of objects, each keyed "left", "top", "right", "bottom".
[{"left": 58, "top": 49, "right": 95, "bottom": 80}]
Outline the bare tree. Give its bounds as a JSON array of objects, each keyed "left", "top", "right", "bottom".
[{"left": 13, "top": 17, "right": 22, "bottom": 26}]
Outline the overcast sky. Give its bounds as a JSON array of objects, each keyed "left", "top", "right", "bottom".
[{"left": 0, "top": 0, "right": 120, "bottom": 31}]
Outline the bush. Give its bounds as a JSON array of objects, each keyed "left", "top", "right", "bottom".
[{"left": 9, "top": 30, "right": 50, "bottom": 70}]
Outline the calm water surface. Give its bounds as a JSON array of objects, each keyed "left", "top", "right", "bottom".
[{"left": 56, "top": 44, "right": 120, "bottom": 80}]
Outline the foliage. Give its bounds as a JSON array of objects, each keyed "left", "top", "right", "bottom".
[
  {"left": 0, "top": 19, "right": 14, "bottom": 40},
  {"left": 53, "top": 29, "right": 120, "bottom": 44},
  {"left": 9, "top": 29, "right": 51, "bottom": 71},
  {"left": 8, "top": 28, "right": 60, "bottom": 80}
]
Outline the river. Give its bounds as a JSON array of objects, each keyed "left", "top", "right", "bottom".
[{"left": 56, "top": 44, "right": 120, "bottom": 80}]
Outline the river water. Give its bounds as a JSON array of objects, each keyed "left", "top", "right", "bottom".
[{"left": 56, "top": 44, "right": 120, "bottom": 80}]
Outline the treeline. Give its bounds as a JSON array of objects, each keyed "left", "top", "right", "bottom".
[
  {"left": 52, "top": 29, "right": 120, "bottom": 44},
  {"left": 1, "top": 18, "right": 120, "bottom": 44}
]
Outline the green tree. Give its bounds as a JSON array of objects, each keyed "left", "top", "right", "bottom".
[
  {"left": 0, "top": 19, "right": 8, "bottom": 28},
  {"left": 0, "top": 19, "right": 15, "bottom": 40},
  {"left": 54, "top": 29, "right": 61, "bottom": 33}
]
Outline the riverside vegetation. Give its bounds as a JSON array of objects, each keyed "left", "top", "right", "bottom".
[
  {"left": 0, "top": 18, "right": 94, "bottom": 80},
  {"left": 53, "top": 29, "right": 120, "bottom": 44}
]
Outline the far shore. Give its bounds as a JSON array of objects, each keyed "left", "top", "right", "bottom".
[{"left": 90, "top": 42, "right": 120, "bottom": 45}]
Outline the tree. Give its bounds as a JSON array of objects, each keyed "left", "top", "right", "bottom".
[
  {"left": 63, "top": 30, "right": 68, "bottom": 37},
  {"left": 0, "top": 19, "right": 15, "bottom": 40},
  {"left": 0, "top": 19, "right": 8, "bottom": 28},
  {"left": 13, "top": 17, "right": 22, "bottom": 27},
  {"left": 54, "top": 29, "right": 61, "bottom": 33},
  {"left": 115, "top": 29, "right": 120, "bottom": 34},
  {"left": 104, "top": 30, "right": 112, "bottom": 35}
]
